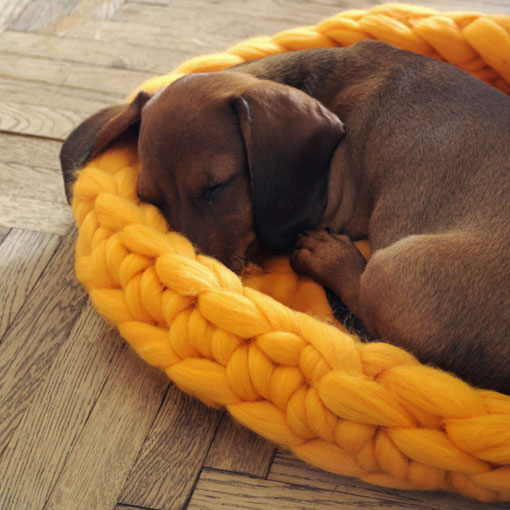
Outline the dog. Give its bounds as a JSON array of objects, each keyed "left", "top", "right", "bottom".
[{"left": 60, "top": 40, "right": 510, "bottom": 394}]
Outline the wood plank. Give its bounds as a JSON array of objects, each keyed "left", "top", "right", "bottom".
[
  {"left": 0, "top": 2, "right": 508, "bottom": 510},
  {"left": 70, "top": 0, "right": 126, "bottom": 20},
  {"left": 400, "top": 0, "right": 508, "bottom": 12},
  {"left": 61, "top": 1, "right": 510, "bottom": 62},
  {"left": 0, "top": 132, "right": 62, "bottom": 169},
  {"left": 0, "top": 100, "right": 87, "bottom": 139},
  {"left": 0, "top": 226, "right": 10, "bottom": 244},
  {"left": 58, "top": 15, "right": 291, "bottom": 56},
  {"left": 0, "top": 229, "right": 60, "bottom": 339},
  {"left": 7, "top": 0, "right": 79, "bottom": 32},
  {"left": 0, "top": 53, "right": 152, "bottom": 97},
  {"left": 0, "top": 228, "right": 87, "bottom": 455},
  {"left": 0, "top": 77, "right": 120, "bottom": 143},
  {"left": 0, "top": 0, "right": 33, "bottom": 30},
  {"left": 0, "top": 134, "right": 80, "bottom": 234},
  {"left": 116, "top": 504, "right": 158, "bottom": 510},
  {"left": 43, "top": 348, "right": 169, "bottom": 510},
  {"left": 187, "top": 467, "right": 507, "bottom": 510},
  {"left": 0, "top": 195, "right": 73, "bottom": 235},
  {"left": 53, "top": 16, "right": 218, "bottom": 54},
  {"left": 5, "top": 0, "right": 125, "bottom": 32},
  {"left": 7, "top": 0, "right": 78, "bottom": 32},
  {"left": 0, "top": 30, "right": 194, "bottom": 74},
  {"left": 118, "top": 387, "right": 222, "bottom": 510},
  {"left": 184, "top": 0, "right": 505, "bottom": 15},
  {"left": 0, "top": 75, "right": 119, "bottom": 112},
  {"left": 0, "top": 158, "right": 72, "bottom": 234},
  {"left": 118, "top": 0, "right": 344, "bottom": 27},
  {"left": 128, "top": 0, "right": 168, "bottom": 4},
  {"left": 186, "top": 468, "right": 408, "bottom": 510},
  {"left": 0, "top": 305, "right": 124, "bottom": 510},
  {"left": 1, "top": 161, "right": 67, "bottom": 203},
  {"left": 124, "top": 0, "right": 508, "bottom": 25},
  {"left": 204, "top": 414, "right": 275, "bottom": 477},
  {"left": 269, "top": 450, "right": 510, "bottom": 510}
]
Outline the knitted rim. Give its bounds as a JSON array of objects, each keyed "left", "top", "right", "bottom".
[{"left": 72, "top": 3, "right": 510, "bottom": 502}]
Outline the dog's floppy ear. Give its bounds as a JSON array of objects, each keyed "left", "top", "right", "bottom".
[
  {"left": 60, "top": 91, "right": 150, "bottom": 203},
  {"left": 233, "top": 85, "right": 345, "bottom": 253}
]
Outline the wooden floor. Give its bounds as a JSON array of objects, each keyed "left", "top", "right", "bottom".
[{"left": 1, "top": 1, "right": 510, "bottom": 509}]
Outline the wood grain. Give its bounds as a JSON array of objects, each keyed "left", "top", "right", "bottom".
[
  {"left": 73, "top": 0, "right": 510, "bottom": 64},
  {"left": 187, "top": 468, "right": 428, "bottom": 510},
  {"left": 0, "top": 132, "right": 61, "bottom": 169},
  {"left": 0, "top": 306, "right": 124, "bottom": 510},
  {"left": 0, "top": 100, "right": 88, "bottom": 139},
  {"left": 126, "top": 0, "right": 508, "bottom": 22},
  {"left": 70, "top": 0, "right": 126, "bottom": 20},
  {"left": 0, "top": 228, "right": 87, "bottom": 455},
  {"left": 7, "top": 0, "right": 78, "bottom": 32},
  {"left": 118, "top": 386, "right": 222, "bottom": 510},
  {"left": 0, "top": 30, "right": 195, "bottom": 74},
  {"left": 204, "top": 414, "right": 276, "bottom": 477},
  {"left": 127, "top": 0, "right": 167, "bottom": 4},
  {"left": 0, "top": 74, "right": 119, "bottom": 112},
  {"left": 0, "top": 226, "right": 11, "bottom": 244},
  {"left": 2, "top": 0, "right": 510, "bottom": 509},
  {"left": 1, "top": 161, "right": 67, "bottom": 202},
  {"left": 0, "top": 0, "right": 33, "bottom": 30},
  {"left": 0, "top": 134, "right": 73, "bottom": 233},
  {"left": 0, "top": 229, "right": 60, "bottom": 339},
  {"left": 0, "top": 52, "right": 152, "bottom": 97},
  {"left": 59, "top": 15, "right": 289, "bottom": 56},
  {"left": 118, "top": 0, "right": 343, "bottom": 28},
  {"left": 269, "top": 450, "right": 510, "bottom": 510},
  {"left": 43, "top": 348, "right": 169, "bottom": 510},
  {"left": 6, "top": 0, "right": 126, "bottom": 34},
  {"left": 181, "top": 0, "right": 505, "bottom": 15},
  {"left": 116, "top": 504, "right": 159, "bottom": 510},
  {"left": 0, "top": 194, "right": 73, "bottom": 234}
]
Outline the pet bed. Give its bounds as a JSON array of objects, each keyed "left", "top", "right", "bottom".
[{"left": 71, "top": 3, "right": 510, "bottom": 502}]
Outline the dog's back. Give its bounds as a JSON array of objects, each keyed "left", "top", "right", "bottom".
[
  {"left": 236, "top": 42, "right": 510, "bottom": 392},
  {"left": 236, "top": 42, "right": 510, "bottom": 243}
]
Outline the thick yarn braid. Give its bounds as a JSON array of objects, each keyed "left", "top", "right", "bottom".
[
  {"left": 130, "top": 3, "right": 510, "bottom": 98},
  {"left": 73, "top": 4, "right": 510, "bottom": 502}
]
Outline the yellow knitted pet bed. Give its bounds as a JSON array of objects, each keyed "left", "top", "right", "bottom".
[{"left": 72, "top": 3, "right": 510, "bottom": 502}]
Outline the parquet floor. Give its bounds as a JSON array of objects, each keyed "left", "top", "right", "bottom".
[{"left": 1, "top": 1, "right": 510, "bottom": 509}]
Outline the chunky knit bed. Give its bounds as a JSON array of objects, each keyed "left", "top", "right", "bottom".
[{"left": 71, "top": 4, "right": 510, "bottom": 502}]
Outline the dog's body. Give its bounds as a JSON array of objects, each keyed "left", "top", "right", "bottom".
[{"left": 61, "top": 41, "right": 510, "bottom": 393}]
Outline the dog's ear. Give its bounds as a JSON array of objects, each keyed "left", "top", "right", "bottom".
[
  {"left": 233, "top": 85, "right": 345, "bottom": 253},
  {"left": 60, "top": 91, "right": 151, "bottom": 203}
]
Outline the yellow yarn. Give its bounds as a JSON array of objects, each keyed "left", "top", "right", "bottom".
[
  {"left": 129, "top": 3, "right": 510, "bottom": 98},
  {"left": 72, "top": 4, "right": 510, "bottom": 502}
]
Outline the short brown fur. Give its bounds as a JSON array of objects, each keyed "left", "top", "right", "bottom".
[{"left": 60, "top": 41, "right": 510, "bottom": 393}]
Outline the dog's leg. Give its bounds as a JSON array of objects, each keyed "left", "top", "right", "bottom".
[
  {"left": 291, "top": 231, "right": 510, "bottom": 392},
  {"left": 291, "top": 231, "right": 367, "bottom": 320}
]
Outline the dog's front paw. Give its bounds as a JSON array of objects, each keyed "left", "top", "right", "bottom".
[{"left": 290, "top": 230, "right": 366, "bottom": 292}]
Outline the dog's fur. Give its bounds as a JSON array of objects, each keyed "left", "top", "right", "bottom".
[{"left": 61, "top": 41, "right": 510, "bottom": 393}]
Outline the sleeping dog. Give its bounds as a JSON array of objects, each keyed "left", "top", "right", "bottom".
[{"left": 60, "top": 40, "right": 510, "bottom": 394}]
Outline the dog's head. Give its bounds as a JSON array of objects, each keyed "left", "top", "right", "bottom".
[{"left": 61, "top": 71, "right": 345, "bottom": 272}]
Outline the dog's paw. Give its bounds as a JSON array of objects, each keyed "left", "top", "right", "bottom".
[{"left": 290, "top": 230, "right": 366, "bottom": 290}]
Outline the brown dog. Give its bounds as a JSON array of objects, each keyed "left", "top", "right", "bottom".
[{"left": 61, "top": 41, "right": 510, "bottom": 393}]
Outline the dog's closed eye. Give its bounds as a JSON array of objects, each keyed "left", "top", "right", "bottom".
[{"left": 201, "top": 173, "right": 241, "bottom": 204}]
